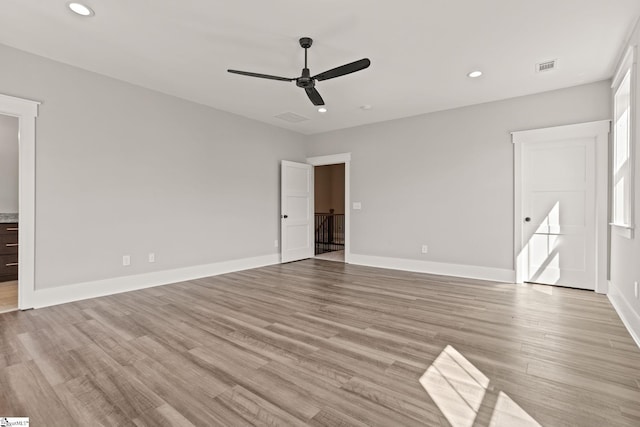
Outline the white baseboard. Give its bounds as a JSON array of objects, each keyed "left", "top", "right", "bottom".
[
  {"left": 607, "top": 280, "right": 640, "bottom": 349},
  {"left": 31, "top": 254, "right": 280, "bottom": 309},
  {"left": 348, "top": 254, "right": 515, "bottom": 283}
]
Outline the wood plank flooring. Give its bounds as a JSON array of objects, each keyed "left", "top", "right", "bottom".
[
  {"left": 1, "top": 259, "right": 639, "bottom": 426},
  {"left": 0, "top": 280, "right": 18, "bottom": 313},
  {"left": 314, "top": 250, "right": 345, "bottom": 263}
]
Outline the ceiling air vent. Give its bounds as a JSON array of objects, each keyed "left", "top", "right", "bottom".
[
  {"left": 536, "top": 59, "right": 557, "bottom": 73},
  {"left": 274, "top": 112, "right": 309, "bottom": 123}
]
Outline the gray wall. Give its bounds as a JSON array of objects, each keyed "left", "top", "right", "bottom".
[
  {"left": 610, "top": 21, "right": 640, "bottom": 324},
  {"left": 0, "top": 44, "right": 307, "bottom": 290},
  {"left": 308, "top": 81, "right": 611, "bottom": 271},
  {"left": 0, "top": 42, "right": 616, "bottom": 294},
  {"left": 0, "top": 114, "right": 19, "bottom": 213}
]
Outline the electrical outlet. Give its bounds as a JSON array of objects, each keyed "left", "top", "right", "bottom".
[
  {"left": 274, "top": 239, "right": 279, "bottom": 248},
  {"left": 122, "top": 255, "right": 131, "bottom": 266},
  {"left": 635, "top": 281, "right": 638, "bottom": 299},
  {"left": 421, "top": 245, "right": 428, "bottom": 254},
  {"left": 148, "top": 253, "right": 155, "bottom": 263}
]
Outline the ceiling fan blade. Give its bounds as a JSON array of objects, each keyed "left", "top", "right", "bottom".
[
  {"left": 227, "top": 69, "right": 294, "bottom": 82},
  {"left": 305, "top": 87, "right": 325, "bottom": 106},
  {"left": 313, "top": 58, "right": 371, "bottom": 81}
]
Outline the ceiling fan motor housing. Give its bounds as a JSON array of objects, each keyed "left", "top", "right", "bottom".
[{"left": 296, "top": 68, "right": 315, "bottom": 88}]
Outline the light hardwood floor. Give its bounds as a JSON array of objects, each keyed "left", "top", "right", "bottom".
[
  {"left": 0, "top": 259, "right": 639, "bottom": 426},
  {"left": 0, "top": 280, "right": 18, "bottom": 313},
  {"left": 314, "top": 250, "right": 345, "bottom": 263}
]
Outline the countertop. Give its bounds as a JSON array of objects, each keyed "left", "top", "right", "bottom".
[{"left": 0, "top": 213, "right": 18, "bottom": 223}]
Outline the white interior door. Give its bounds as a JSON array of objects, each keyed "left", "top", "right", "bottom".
[
  {"left": 281, "top": 160, "right": 314, "bottom": 263},
  {"left": 521, "top": 138, "right": 596, "bottom": 289}
]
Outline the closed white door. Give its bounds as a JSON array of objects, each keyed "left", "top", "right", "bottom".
[
  {"left": 281, "top": 161, "right": 314, "bottom": 263},
  {"left": 521, "top": 138, "right": 596, "bottom": 289}
]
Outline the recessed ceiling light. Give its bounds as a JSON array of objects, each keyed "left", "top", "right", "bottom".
[
  {"left": 360, "top": 104, "right": 372, "bottom": 110},
  {"left": 68, "top": 2, "right": 94, "bottom": 16},
  {"left": 467, "top": 70, "right": 483, "bottom": 78},
  {"left": 318, "top": 107, "right": 327, "bottom": 113}
]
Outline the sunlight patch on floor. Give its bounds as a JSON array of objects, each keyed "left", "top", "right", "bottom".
[
  {"left": 419, "top": 345, "right": 488, "bottom": 427},
  {"left": 420, "top": 345, "right": 542, "bottom": 427},
  {"left": 490, "top": 391, "right": 541, "bottom": 427}
]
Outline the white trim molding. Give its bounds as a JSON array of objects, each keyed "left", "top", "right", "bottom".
[
  {"left": 31, "top": 254, "right": 280, "bottom": 309},
  {"left": 306, "top": 152, "right": 351, "bottom": 166},
  {"left": 0, "top": 93, "right": 40, "bottom": 310},
  {"left": 306, "top": 152, "right": 351, "bottom": 263},
  {"left": 0, "top": 94, "right": 39, "bottom": 118},
  {"left": 608, "top": 280, "right": 640, "bottom": 349},
  {"left": 611, "top": 45, "right": 637, "bottom": 240},
  {"left": 512, "top": 120, "right": 610, "bottom": 294},
  {"left": 612, "top": 45, "right": 637, "bottom": 89},
  {"left": 349, "top": 254, "right": 515, "bottom": 283}
]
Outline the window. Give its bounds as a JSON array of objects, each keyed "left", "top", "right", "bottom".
[
  {"left": 613, "top": 70, "right": 631, "bottom": 224},
  {"left": 611, "top": 47, "right": 636, "bottom": 237}
]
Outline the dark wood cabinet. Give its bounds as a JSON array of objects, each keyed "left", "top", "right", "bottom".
[{"left": 0, "top": 223, "right": 18, "bottom": 282}]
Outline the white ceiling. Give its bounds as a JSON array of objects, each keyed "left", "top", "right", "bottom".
[{"left": 1, "top": 1, "right": 639, "bottom": 135}]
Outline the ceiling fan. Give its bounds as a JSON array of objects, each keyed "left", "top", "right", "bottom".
[{"left": 227, "top": 37, "right": 371, "bottom": 106}]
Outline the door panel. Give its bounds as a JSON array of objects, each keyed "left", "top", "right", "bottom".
[
  {"left": 522, "top": 138, "right": 595, "bottom": 289},
  {"left": 281, "top": 161, "right": 314, "bottom": 263},
  {"left": 288, "top": 196, "right": 310, "bottom": 220},
  {"left": 528, "top": 145, "right": 587, "bottom": 188},
  {"left": 287, "top": 224, "right": 311, "bottom": 251},
  {"left": 531, "top": 191, "right": 586, "bottom": 234}
]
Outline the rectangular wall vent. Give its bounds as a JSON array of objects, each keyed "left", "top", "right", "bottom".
[
  {"left": 274, "top": 112, "right": 309, "bottom": 123},
  {"left": 536, "top": 59, "right": 557, "bottom": 73}
]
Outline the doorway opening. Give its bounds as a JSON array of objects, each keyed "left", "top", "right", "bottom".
[
  {"left": 280, "top": 153, "right": 351, "bottom": 265},
  {"left": 0, "top": 114, "right": 19, "bottom": 312},
  {"left": 306, "top": 153, "right": 351, "bottom": 263},
  {"left": 314, "top": 164, "right": 345, "bottom": 262},
  {"left": 0, "top": 93, "right": 39, "bottom": 310}
]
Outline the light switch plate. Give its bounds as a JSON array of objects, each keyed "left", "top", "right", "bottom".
[{"left": 353, "top": 202, "right": 362, "bottom": 210}]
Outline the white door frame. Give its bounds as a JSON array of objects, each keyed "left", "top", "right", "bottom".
[
  {"left": 306, "top": 153, "right": 351, "bottom": 264},
  {"left": 512, "top": 120, "right": 610, "bottom": 294},
  {"left": 0, "top": 93, "right": 39, "bottom": 309}
]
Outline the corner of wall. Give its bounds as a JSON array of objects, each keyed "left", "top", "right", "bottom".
[{"left": 608, "top": 280, "right": 640, "bottom": 349}]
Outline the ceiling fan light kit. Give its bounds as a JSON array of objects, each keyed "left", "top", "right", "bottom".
[{"left": 228, "top": 37, "right": 371, "bottom": 106}]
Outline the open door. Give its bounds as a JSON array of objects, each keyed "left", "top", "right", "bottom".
[{"left": 281, "top": 161, "right": 314, "bottom": 263}]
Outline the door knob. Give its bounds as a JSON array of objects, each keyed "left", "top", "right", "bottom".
[
  {"left": 281, "top": 215, "right": 288, "bottom": 219},
  {"left": 525, "top": 217, "right": 531, "bottom": 222}
]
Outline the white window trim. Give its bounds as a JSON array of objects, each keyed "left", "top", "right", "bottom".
[{"left": 611, "top": 46, "right": 636, "bottom": 239}]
